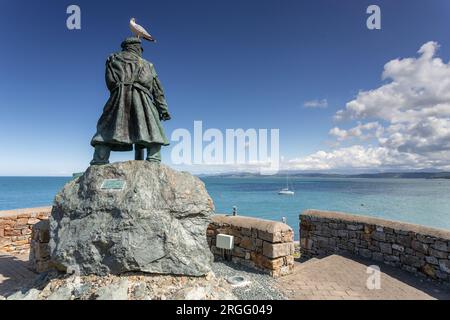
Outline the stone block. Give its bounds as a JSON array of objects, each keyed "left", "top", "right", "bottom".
[
  {"left": 16, "top": 218, "right": 29, "bottom": 226},
  {"left": 401, "top": 254, "right": 424, "bottom": 268},
  {"left": 392, "top": 244, "right": 404, "bottom": 252},
  {"left": 27, "top": 218, "right": 40, "bottom": 225},
  {"left": 421, "top": 264, "right": 436, "bottom": 278},
  {"left": 384, "top": 227, "right": 394, "bottom": 234},
  {"left": 37, "top": 212, "right": 50, "bottom": 220},
  {"left": 425, "top": 256, "right": 439, "bottom": 265},
  {"left": 232, "top": 246, "right": 247, "bottom": 258},
  {"left": 21, "top": 228, "right": 32, "bottom": 236},
  {"left": 386, "top": 234, "right": 396, "bottom": 242},
  {"left": 217, "top": 227, "right": 231, "bottom": 235},
  {"left": 416, "top": 234, "right": 435, "bottom": 244},
  {"left": 347, "top": 224, "right": 363, "bottom": 231},
  {"left": 397, "top": 235, "right": 412, "bottom": 247},
  {"left": 281, "top": 231, "right": 294, "bottom": 243},
  {"left": 429, "top": 248, "right": 447, "bottom": 259},
  {"left": 13, "top": 239, "right": 29, "bottom": 246},
  {"left": 262, "top": 257, "right": 286, "bottom": 270},
  {"left": 432, "top": 241, "right": 448, "bottom": 252},
  {"left": 315, "top": 236, "right": 329, "bottom": 247},
  {"left": 39, "top": 229, "right": 50, "bottom": 243},
  {"left": 337, "top": 230, "right": 348, "bottom": 238},
  {"left": 233, "top": 228, "right": 246, "bottom": 238},
  {"left": 4, "top": 229, "right": 21, "bottom": 237},
  {"left": 257, "top": 230, "right": 274, "bottom": 242},
  {"left": 372, "top": 231, "right": 386, "bottom": 242},
  {"left": 411, "top": 240, "right": 428, "bottom": 254},
  {"left": 300, "top": 238, "right": 313, "bottom": 250},
  {"left": 250, "top": 252, "right": 283, "bottom": 270},
  {"left": 439, "top": 260, "right": 450, "bottom": 274},
  {"left": 239, "top": 237, "right": 254, "bottom": 250},
  {"left": 262, "top": 242, "right": 294, "bottom": 259},
  {"left": 35, "top": 243, "right": 50, "bottom": 259},
  {"left": 379, "top": 242, "right": 392, "bottom": 254},
  {"left": 364, "top": 225, "right": 374, "bottom": 234}
]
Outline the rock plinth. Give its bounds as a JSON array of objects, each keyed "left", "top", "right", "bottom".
[{"left": 50, "top": 161, "right": 214, "bottom": 276}]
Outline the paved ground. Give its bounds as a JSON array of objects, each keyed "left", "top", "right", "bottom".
[
  {"left": 0, "top": 252, "right": 37, "bottom": 297},
  {"left": 1, "top": 251, "right": 450, "bottom": 300},
  {"left": 277, "top": 254, "right": 450, "bottom": 300}
]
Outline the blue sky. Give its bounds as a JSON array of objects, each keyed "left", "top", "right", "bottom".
[{"left": 0, "top": 0, "right": 450, "bottom": 175}]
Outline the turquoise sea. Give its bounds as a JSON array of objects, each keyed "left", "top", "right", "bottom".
[
  {"left": 202, "top": 176, "right": 450, "bottom": 238},
  {"left": 1, "top": 176, "right": 450, "bottom": 238}
]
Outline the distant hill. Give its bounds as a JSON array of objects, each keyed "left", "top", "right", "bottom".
[{"left": 200, "top": 172, "right": 450, "bottom": 179}]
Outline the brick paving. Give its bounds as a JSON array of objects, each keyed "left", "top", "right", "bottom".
[
  {"left": 277, "top": 254, "right": 450, "bottom": 300},
  {"left": 0, "top": 252, "right": 37, "bottom": 297}
]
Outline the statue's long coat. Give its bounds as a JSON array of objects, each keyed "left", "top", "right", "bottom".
[{"left": 91, "top": 50, "right": 169, "bottom": 151}]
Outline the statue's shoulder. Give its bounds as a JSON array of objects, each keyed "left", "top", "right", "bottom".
[
  {"left": 141, "top": 58, "right": 153, "bottom": 68},
  {"left": 106, "top": 53, "right": 119, "bottom": 64},
  {"left": 141, "top": 59, "right": 157, "bottom": 76}
]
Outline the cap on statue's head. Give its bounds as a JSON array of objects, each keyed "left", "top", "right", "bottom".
[
  {"left": 121, "top": 37, "right": 144, "bottom": 55},
  {"left": 121, "top": 37, "right": 142, "bottom": 49}
]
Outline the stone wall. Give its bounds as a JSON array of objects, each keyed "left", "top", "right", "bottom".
[
  {"left": 0, "top": 207, "right": 51, "bottom": 255},
  {"left": 3, "top": 208, "right": 295, "bottom": 277},
  {"left": 300, "top": 209, "right": 450, "bottom": 283},
  {"left": 207, "top": 215, "right": 295, "bottom": 277}
]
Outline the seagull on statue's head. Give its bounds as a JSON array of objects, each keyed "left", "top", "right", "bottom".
[{"left": 129, "top": 18, "right": 156, "bottom": 42}]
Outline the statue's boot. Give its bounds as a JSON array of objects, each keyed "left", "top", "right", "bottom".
[
  {"left": 135, "top": 144, "right": 145, "bottom": 160},
  {"left": 146, "top": 144, "right": 161, "bottom": 162},
  {"left": 90, "top": 145, "right": 111, "bottom": 165}
]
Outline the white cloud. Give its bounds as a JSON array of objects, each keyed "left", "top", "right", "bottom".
[
  {"left": 292, "top": 41, "right": 450, "bottom": 171},
  {"left": 329, "top": 122, "right": 383, "bottom": 142},
  {"left": 290, "top": 146, "right": 425, "bottom": 170},
  {"left": 304, "top": 99, "right": 328, "bottom": 108}
]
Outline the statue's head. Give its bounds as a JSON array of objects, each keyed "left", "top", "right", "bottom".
[{"left": 121, "top": 37, "right": 143, "bottom": 56}]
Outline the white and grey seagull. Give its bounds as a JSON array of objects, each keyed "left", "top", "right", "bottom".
[{"left": 129, "top": 18, "right": 156, "bottom": 42}]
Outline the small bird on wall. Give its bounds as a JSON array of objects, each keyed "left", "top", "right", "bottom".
[{"left": 129, "top": 18, "right": 156, "bottom": 42}]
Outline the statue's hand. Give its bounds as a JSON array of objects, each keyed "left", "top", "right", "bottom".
[{"left": 160, "top": 111, "right": 171, "bottom": 121}]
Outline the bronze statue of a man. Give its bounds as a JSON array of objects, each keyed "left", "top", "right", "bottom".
[{"left": 90, "top": 37, "right": 171, "bottom": 165}]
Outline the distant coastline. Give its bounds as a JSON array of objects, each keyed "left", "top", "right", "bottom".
[{"left": 198, "top": 171, "right": 450, "bottom": 179}]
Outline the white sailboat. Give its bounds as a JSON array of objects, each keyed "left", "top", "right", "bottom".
[{"left": 278, "top": 174, "right": 295, "bottom": 195}]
